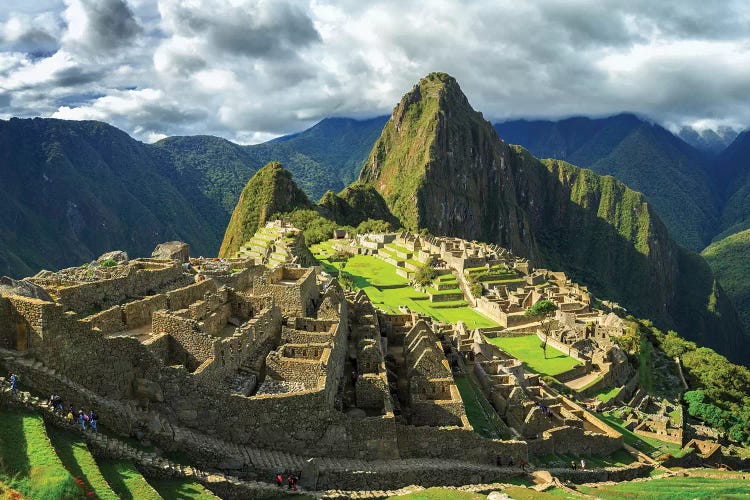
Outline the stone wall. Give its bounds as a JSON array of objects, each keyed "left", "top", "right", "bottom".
[
  {"left": 252, "top": 267, "right": 319, "bottom": 317},
  {"left": 167, "top": 280, "right": 218, "bottom": 311},
  {"left": 52, "top": 261, "right": 184, "bottom": 313},
  {"left": 85, "top": 306, "right": 125, "bottom": 333},
  {"left": 152, "top": 311, "right": 215, "bottom": 370},
  {"left": 396, "top": 425, "right": 528, "bottom": 464}
]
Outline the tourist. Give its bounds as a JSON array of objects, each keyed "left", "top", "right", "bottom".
[
  {"left": 287, "top": 475, "right": 294, "bottom": 490},
  {"left": 67, "top": 409, "right": 74, "bottom": 423},
  {"left": 9, "top": 373, "right": 17, "bottom": 394},
  {"left": 570, "top": 460, "right": 577, "bottom": 470},
  {"left": 580, "top": 459, "right": 586, "bottom": 470},
  {"left": 79, "top": 410, "right": 86, "bottom": 431},
  {"left": 275, "top": 473, "right": 283, "bottom": 487},
  {"left": 519, "top": 459, "right": 526, "bottom": 472},
  {"left": 89, "top": 410, "right": 98, "bottom": 432}
]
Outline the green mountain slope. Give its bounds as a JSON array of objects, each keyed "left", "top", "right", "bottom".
[
  {"left": 219, "top": 162, "right": 312, "bottom": 257},
  {"left": 361, "top": 72, "right": 746, "bottom": 364},
  {"left": 714, "top": 131, "right": 750, "bottom": 239},
  {"left": 494, "top": 115, "right": 720, "bottom": 251},
  {"left": 0, "top": 118, "right": 226, "bottom": 278},
  {"left": 702, "top": 228, "right": 750, "bottom": 334}
]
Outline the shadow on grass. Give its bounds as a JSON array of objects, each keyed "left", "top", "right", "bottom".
[{"left": 0, "top": 408, "right": 31, "bottom": 476}]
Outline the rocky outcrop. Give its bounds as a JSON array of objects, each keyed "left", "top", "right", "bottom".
[{"left": 359, "top": 72, "right": 746, "bottom": 364}]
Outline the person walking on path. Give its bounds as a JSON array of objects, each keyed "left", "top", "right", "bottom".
[
  {"left": 580, "top": 459, "right": 586, "bottom": 470},
  {"left": 9, "top": 374, "right": 17, "bottom": 394},
  {"left": 275, "top": 473, "right": 283, "bottom": 487},
  {"left": 78, "top": 410, "right": 86, "bottom": 431},
  {"left": 89, "top": 410, "right": 98, "bottom": 432}
]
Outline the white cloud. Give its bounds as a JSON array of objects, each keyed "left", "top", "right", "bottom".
[{"left": 1, "top": 0, "right": 750, "bottom": 142}]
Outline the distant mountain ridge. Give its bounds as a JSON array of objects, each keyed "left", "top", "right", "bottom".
[
  {"left": 678, "top": 125, "right": 739, "bottom": 154},
  {"left": 493, "top": 114, "right": 721, "bottom": 250}
]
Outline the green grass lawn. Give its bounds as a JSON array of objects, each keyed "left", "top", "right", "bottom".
[
  {"left": 98, "top": 460, "right": 162, "bottom": 499},
  {"left": 487, "top": 335, "right": 582, "bottom": 377},
  {"left": 0, "top": 408, "right": 81, "bottom": 499},
  {"left": 387, "top": 488, "right": 486, "bottom": 499},
  {"left": 47, "top": 426, "right": 119, "bottom": 499},
  {"left": 311, "top": 246, "right": 499, "bottom": 328},
  {"left": 148, "top": 479, "right": 218, "bottom": 499},
  {"left": 577, "top": 474, "right": 750, "bottom": 499},
  {"left": 595, "top": 386, "right": 621, "bottom": 403}
]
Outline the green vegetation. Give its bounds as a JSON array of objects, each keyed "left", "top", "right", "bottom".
[
  {"left": 577, "top": 473, "right": 750, "bottom": 499},
  {"left": 46, "top": 426, "right": 118, "bottom": 499},
  {"left": 414, "top": 263, "right": 438, "bottom": 286},
  {"left": 644, "top": 323, "right": 750, "bottom": 444},
  {"left": 0, "top": 408, "right": 80, "bottom": 499},
  {"left": 387, "top": 488, "right": 486, "bottom": 500},
  {"left": 355, "top": 218, "right": 393, "bottom": 234},
  {"left": 487, "top": 335, "right": 581, "bottom": 377},
  {"left": 595, "top": 386, "right": 621, "bottom": 403},
  {"left": 702, "top": 228, "right": 750, "bottom": 335},
  {"left": 98, "top": 460, "right": 161, "bottom": 499},
  {"left": 284, "top": 209, "right": 343, "bottom": 245},
  {"left": 496, "top": 114, "right": 720, "bottom": 251},
  {"left": 312, "top": 246, "right": 497, "bottom": 328},
  {"left": 219, "top": 162, "right": 312, "bottom": 257},
  {"left": 99, "top": 259, "right": 118, "bottom": 268},
  {"left": 148, "top": 479, "right": 218, "bottom": 500}
]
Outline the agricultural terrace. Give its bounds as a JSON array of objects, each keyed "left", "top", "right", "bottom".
[
  {"left": 312, "top": 241, "right": 498, "bottom": 328},
  {"left": 487, "top": 335, "right": 582, "bottom": 377}
]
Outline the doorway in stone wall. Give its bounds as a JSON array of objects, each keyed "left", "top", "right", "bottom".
[{"left": 15, "top": 323, "right": 28, "bottom": 352}]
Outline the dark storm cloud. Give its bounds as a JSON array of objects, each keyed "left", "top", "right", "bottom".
[
  {"left": 52, "top": 65, "right": 104, "bottom": 86},
  {"left": 0, "top": 28, "right": 59, "bottom": 54},
  {"left": 65, "top": 0, "right": 142, "bottom": 52},
  {"left": 164, "top": 0, "right": 320, "bottom": 58}
]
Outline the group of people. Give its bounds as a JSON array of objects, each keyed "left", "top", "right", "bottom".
[
  {"left": 275, "top": 472, "right": 299, "bottom": 491},
  {"left": 48, "top": 394, "right": 99, "bottom": 432},
  {"left": 571, "top": 459, "right": 586, "bottom": 470}
]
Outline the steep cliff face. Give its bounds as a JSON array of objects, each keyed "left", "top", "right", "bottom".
[
  {"left": 360, "top": 73, "right": 746, "bottom": 363},
  {"left": 219, "top": 162, "right": 312, "bottom": 257}
]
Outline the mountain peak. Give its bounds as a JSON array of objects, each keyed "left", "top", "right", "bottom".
[{"left": 219, "top": 161, "right": 311, "bottom": 257}]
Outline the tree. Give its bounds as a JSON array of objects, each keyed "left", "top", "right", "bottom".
[{"left": 525, "top": 299, "right": 558, "bottom": 359}]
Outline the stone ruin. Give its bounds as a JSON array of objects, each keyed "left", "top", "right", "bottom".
[{"left": 0, "top": 225, "right": 634, "bottom": 491}]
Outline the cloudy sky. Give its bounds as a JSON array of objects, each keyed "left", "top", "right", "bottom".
[{"left": 1, "top": 0, "right": 749, "bottom": 143}]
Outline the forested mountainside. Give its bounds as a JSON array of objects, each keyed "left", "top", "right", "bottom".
[
  {"left": 703, "top": 228, "right": 750, "bottom": 339},
  {"left": 493, "top": 115, "right": 720, "bottom": 251},
  {"left": 0, "top": 118, "right": 226, "bottom": 278},
  {"left": 359, "top": 72, "right": 747, "bottom": 364},
  {"left": 0, "top": 116, "right": 382, "bottom": 277}
]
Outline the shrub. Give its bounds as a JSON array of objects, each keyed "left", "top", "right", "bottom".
[
  {"left": 470, "top": 282, "right": 483, "bottom": 297},
  {"left": 414, "top": 264, "right": 438, "bottom": 287},
  {"left": 329, "top": 250, "right": 353, "bottom": 263},
  {"left": 355, "top": 219, "right": 392, "bottom": 234},
  {"left": 99, "top": 259, "right": 117, "bottom": 267}
]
